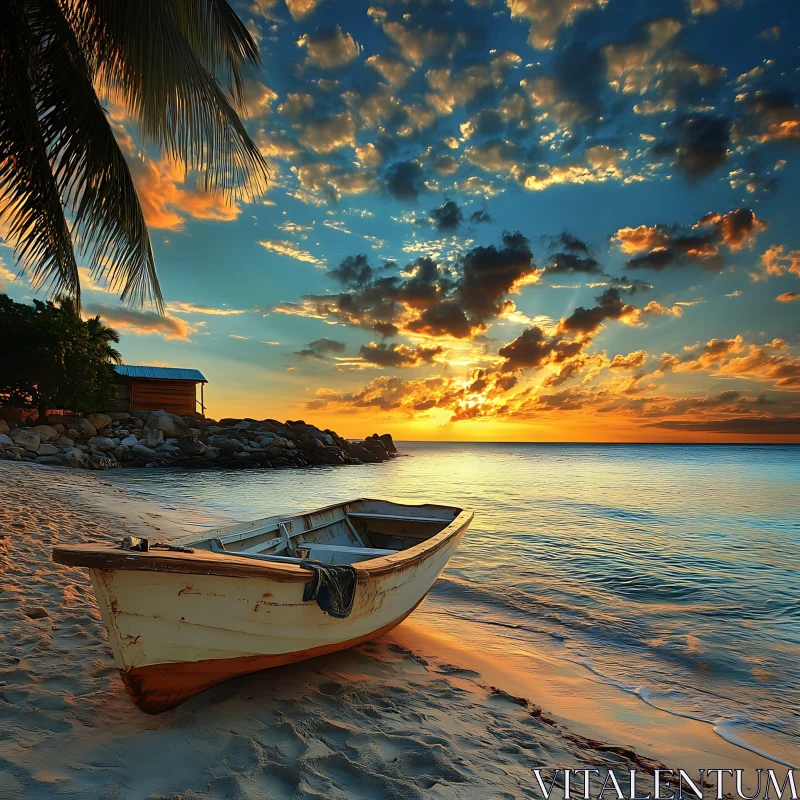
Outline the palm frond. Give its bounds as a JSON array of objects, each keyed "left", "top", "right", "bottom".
[
  {"left": 68, "top": 0, "right": 270, "bottom": 199},
  {"left": 0, "top": 1, "right": 80, "bottom": 302},
  {"left": 33, "top": 0, "right": 162, "bottom": 309}
]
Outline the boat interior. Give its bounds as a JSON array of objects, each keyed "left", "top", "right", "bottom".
[{"left": 185, "top": 499, "right": 461, "bottom": 567}]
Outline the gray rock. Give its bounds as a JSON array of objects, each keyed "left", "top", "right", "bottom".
[
  {"left": 132, "top": 444, "right": 156, "bottom": 457},
  {"left": 177, "top": 435, "right": 207, "bottom": 456},
  {"left": 10, "top": 430, "right": 40, "bottom": 452},
  {"left": 36, "top": 443, "right": 60, "bottom": 456},
  {"left": 87, "top": 453, "right": 117, "bottom": 470},
  {"left": 0, "top": 433, "right": 13, "bottom": 448},
  {"left": 37, "top": 455, "right": 64, "bottom": 466},
  {"left": 24, "top": 607, "right": 49, "bottom": 620},
  {"left": 0, "top": 450, "right": 21, "bottom": 461},
  {"left": 86, "top": 413, "right": 112, "bottom": 430},
  {"left": 107, "top": 412, "right": 131, "bottom": 421},
  {"left": 158, "top": 443, "right": 182, "bottom": 454},
  {"left": 54, "top": 436, "right": 74, "bottom": 448},
  {"left": 63, "top": 449, "right": 88, "bottom": 468},
  {"left": 32, "top": 424, "right": 59, "bottom": 441},
  {"left": 207, "top": 435, "right": 245, "bottom": 453},
  {"left": 66, "top": 417, "right": 97, "bottom": 437},
  {"left": 200, "top": 447, "right": 219, "bottom": 460},
  {"left": 120, "top": 435, "right": 139, "bottom": 447},
  {"left": 144, "top": 428, "right": 165, "bottom": 448},
  {"left": 145, "top": 410, "right": 187, "bottom": 437},
  {"left": 113, "top": 446, "right": 125, "bottom": 461},
  {"left": 88, "top": 436, "right": 116, "bottom": 452},
  {"left": 311, "top": 430, "right": 336, "bottom": 447}
]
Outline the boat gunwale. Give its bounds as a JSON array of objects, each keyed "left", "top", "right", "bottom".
[{"left": 51, "top": 498, "right": 473, "bottom": 582}]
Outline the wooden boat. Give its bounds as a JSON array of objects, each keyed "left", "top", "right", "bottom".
[{"left": 52, "top": 498, "right": 473, "bottom": 714}]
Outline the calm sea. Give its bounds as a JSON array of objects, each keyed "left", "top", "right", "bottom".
[{"left": 108, "top": 443, "right": 800, "bottom": 766}]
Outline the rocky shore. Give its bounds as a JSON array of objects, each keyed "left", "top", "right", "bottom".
[{"left": 0, "top": 410, "right": 398, "bottom": 471}]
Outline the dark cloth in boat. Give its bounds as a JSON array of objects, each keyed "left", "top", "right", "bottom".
[{"left": 300, "top": 562, "right": 357, "bottom": 619}]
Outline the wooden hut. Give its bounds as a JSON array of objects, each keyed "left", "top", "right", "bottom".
[{"left": 112, "top": 365, "right": 208, "bottom": 417}]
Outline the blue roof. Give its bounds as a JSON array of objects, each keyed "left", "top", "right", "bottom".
[{"left": 115, "top": 365, "right": 207, "bottom": 382}]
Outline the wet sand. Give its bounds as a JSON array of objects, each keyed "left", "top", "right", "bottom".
[{"left": 0, "top": 462, "right": 787, "bottom": 799}]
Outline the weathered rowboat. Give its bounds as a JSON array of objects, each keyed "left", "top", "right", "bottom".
[{"left": 52, "top": 498, "right": 473, "bottom": 713}]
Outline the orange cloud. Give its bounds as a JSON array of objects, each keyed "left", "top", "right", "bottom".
[
  {"left": 777, "top": 292, "right": 799, "bottom": 303},
  {"left": 131, "top": 158, "right": 241, "bottom": 231},
  {"left": 752, "top": 245, "right": 800, "bottom": 282},
  {"left": 83, "top": 303, "right": 196, "bottom": 342}
]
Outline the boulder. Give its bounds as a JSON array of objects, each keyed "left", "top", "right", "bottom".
[
  {"left": 144, "top": 428, "right": 165, "bottom": 448},
  {"left": 0, "top": 433, "right": 13, "bottom": 448},
  {"left": 87, "top": 453, "right": 117, "bottom": 470},
  {"left": 54, "top": 436, "right": 74, "bottom": 448},
  {"left": 113, "top": 446, "right": 125, "bottom": 462},
  {"left": 0, "top": 449, "right": 21, "bottom": 462},
  {"left": 10, "top": 430, "right": 40, "bottom": 452},
  {"left": 317, "top": 448, "right": 343, "bottom": 464},
  {"left": 177, "top": 436, "right": 207, "bottom": 456},
  {"left": 0, "top": 419, "right": 9, "bottom": 435},
  {"left": 65, "top": 417, "right": 97, "bottom": 438},
  {"left": 217, "top": 417, "right": 242, "bottom": 427},
  {"left": 107, "top": 412, "right": 131, "bottom": 421},
  {"left": 36, "top": 443, "right": 60, "bottom": 456},
  {"left": 120, "top": 435, "right": 139, "bottom": 447},
  {"left": 31, "top": 424, "right": 58, "bottom": 441},
  {"left": 208, "top": 435, "right": 245, "bottom": 454},
  {"left": 158, "top": 443, "right": 182, "bottom": 454},
  {"left": 379, "top": 433, "right": 397, "bottom": 454},
  {"left": 86, "top": 413, "right": 112, "bottom": 431},
  {"left": 63, "top": 449, "right": 88, "bottom": 468},
  {"left": 145, "top": 410, "right": 187, "bottom": 437},
  {"left": 132, "top": 444, "right": 156, "bottom": 457},
  {"left": 350, "top": 444, "right": 379, "bottom": 463},
  {"left": 88, "top": 436, "right": 116, "bottom": 452},
  {"left": 38, "top": 455, "right": 64, "bottom": 466},
  {"left": 310, "top": 430, "right": 336, "bottom": 447}
]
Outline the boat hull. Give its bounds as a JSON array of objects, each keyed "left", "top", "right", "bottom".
[{"left": 87, "top": 522, "right": 465, "bottom": 713}]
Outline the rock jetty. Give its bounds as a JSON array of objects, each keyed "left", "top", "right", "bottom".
[{"left": 0, "top": 411, "right": 398, "bottom": 471}]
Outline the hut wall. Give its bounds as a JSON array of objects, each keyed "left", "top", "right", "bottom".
[{"left": 129, "top": 379, "right": 197, "bottom": 416}]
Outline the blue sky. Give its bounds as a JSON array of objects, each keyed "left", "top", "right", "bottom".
[{"left": 2, "top": 0, "right": 799, "bottom": 440}]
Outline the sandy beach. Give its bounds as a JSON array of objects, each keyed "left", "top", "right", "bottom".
[{"left": 0, "top": 461, "right": 790, "bottom": 799}]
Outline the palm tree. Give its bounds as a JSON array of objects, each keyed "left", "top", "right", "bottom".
[
  {"left": 55, "top": 293, "right": 121, "bottom": 362},
  {"left": 85, "top": 314, "right": 123, "bottom": 364},
  {"left": 0, "top": 1, "right": 269, "bottom": 313}
]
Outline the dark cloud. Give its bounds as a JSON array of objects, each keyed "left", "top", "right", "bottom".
[
  {"left": 469, "top": 210, "right": 493, "bottom": 225},
  {"left": 557, "top": 288, "right": 639, "bottom": 335},
  {"left": 279, "top": 233, "right": 539, "bottom": 341},
  {"left": 739, "top": 90, "right": 800, "bottom": 145},
  {"left": 455, "top": 231, "right": 537, "bottom": 321},
  {"left": 429, "top": 200, "right": 464, "bottom": 231},
  {"left": 644, "top": 417, "right": 800, "bottom": 434},
  {"left": 652, "top": 115, "right": 731, "bottom": 179},
  {"left": 498, "top": 326, "right": 583, "bottom": 372},
  {"left": 406, "top": 301, "right": 474, "bottom": 338},
  {"left": 328, "top": 254, "right": 373, "bottom": 288},
  {"left": 359, "top": 342, "right": 443, "bottom": 368},
  {"left": 294, "top": 338, "right": 347, "bottom": 359},
  {"left": 385, "top": 161, "right": 427, "bottom": 201},
  {"left": 544, "top": 233, "right": 603, "bottom": 276},
  {"left": 612, "top": 208, "right": 768, "bottom": 272}
]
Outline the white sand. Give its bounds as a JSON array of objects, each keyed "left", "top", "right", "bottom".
[{"left": 0, "top": 462, "right": 785, "bottom": 799}]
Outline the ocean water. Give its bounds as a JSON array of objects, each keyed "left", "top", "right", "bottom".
[{"left": 108, "top": 443, "right": 800, "bottom": 766}]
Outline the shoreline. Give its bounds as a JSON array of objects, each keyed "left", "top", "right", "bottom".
[{"left": 0, "top": 462, "right": 790, "bottom": 798}]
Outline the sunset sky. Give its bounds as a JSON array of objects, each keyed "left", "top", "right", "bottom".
[{"left": 2, "top": 0, "right": 799, "bottom": 441}]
